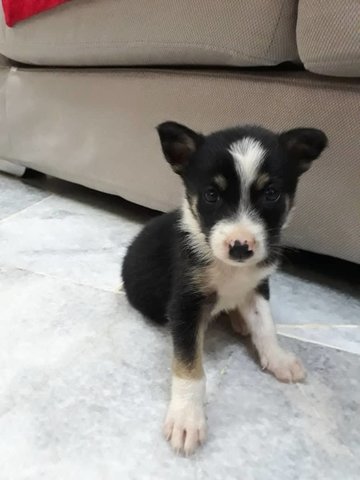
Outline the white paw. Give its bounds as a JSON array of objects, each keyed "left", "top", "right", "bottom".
[
  {"left": 164, "top": 402, "right": 206, "bottom": 456},
  {"left": 260, "top": 348, "right": 306, "bottom": 383}
]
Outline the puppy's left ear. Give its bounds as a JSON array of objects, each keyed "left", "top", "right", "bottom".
[
  {"left": 279, "top": 128, "right": 328, "bottom": 175},
  {"left": 156, "top": 121, "right": 204, "bottom": 175}
]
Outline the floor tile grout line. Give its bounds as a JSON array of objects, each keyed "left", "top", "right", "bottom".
[
  {"left": 0, "top": 193, "right": 54, "bottom": 224},
  {"left": 0, "top": 264, "right": 356, "bottom": 320},
  {"left": 0, "top": 264, "right": 123, "bottom": 296},
  {"left": 0, "top": 263, "right": 357, "bottom": 324},
  {"left": 278, "top": 331, "right": 360, "bottom": 355},
  {"left": 277, "top": 324, "right": 359, "bottom": 329}
]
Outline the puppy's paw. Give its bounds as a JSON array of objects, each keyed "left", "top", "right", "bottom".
[
  {"left": 164, "top": 402, "right": 206, "bottom": 456},
  {"left": 260, "top": 348, "right": 306, "bottom": 383}
]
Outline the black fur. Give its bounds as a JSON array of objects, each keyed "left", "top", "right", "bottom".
[
  {"left": 256, "top": 279, "right": 270, "bottom": 300},
  {"left": 122, "top": 211, "right": 179, "bottom": 324},
  {"left": 122, "top": 208, "right": 209, "bottom": 367}
]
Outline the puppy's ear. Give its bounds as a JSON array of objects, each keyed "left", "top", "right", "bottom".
[
  {"left": 156, "top": 121, "right": 204, "bottom": 174},
  {"left": 279, "top": 128, "right": 328, "bottom": 175}
]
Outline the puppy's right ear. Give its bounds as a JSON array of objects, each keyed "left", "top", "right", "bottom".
[{"left": 156, "top": 121, "right": 204, "bottom": 174}]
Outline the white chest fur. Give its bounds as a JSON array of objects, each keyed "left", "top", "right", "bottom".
[{"left": 208, "top": 261, "right": 274, "bottom": 317}]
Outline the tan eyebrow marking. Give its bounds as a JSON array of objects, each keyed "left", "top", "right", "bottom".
[
  {"left": 255, "top": 173, "right": 270, "bottom": 190},
  {"left": 213, "top": 174, "right": 227, "bottom": 191}
]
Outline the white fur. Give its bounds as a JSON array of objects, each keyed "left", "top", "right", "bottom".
[
  {"left": 240, "top": 294, "right": 306, "bottom": 382},
  {"left": 164, "top": 376, "right": 206, "bottom": 455},
  {"left": 229, "top": 137, "right": 265, "bottom": 191},
  {"left": 180, "top": 199, "right": 212, "bottom": 262},
  {"left": 181, "top": 198, "right": 275, "bottom": 318},
  {"left": 210, "top": 261, "right": 274, "bottom": 316}
]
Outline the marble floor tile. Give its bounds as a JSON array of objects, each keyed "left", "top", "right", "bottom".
[
  {"left": 0, "top": 267, "right": 359, "bottom": 480},
  {"left": 277, "top": 325, "right": 360, "bottom": 355},
  {"left": 202, "top": 338, "right": 360, "bottom": 480},
  {"left": 271, "top": 270, "right": 360, "bottom": 327},
  {"left": 0, "top": 176, "right": 358, "bottom": 326},
  {"left": 0, "top": 172, "right": 49, "bottom": 220},
  {"left": 0, "top": 175, "right": 359, "bottom": 479},
  {"left": 0, "top": 190, "right": 151, "bottom": 291}
]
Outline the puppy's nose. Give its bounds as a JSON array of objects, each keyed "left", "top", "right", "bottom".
[{"left": 229, "top": 240, "right": 254, "bottom": 261}]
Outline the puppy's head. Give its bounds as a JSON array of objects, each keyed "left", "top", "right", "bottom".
[{"left": 157, "top": 121, "right": 327, "bottom": 266}]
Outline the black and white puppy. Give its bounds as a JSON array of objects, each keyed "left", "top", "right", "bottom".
[{"left": 122, "top": 122, "right": 327, "bottom": 455}]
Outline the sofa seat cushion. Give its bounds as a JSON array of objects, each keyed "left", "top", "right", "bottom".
[
  {"left": 297, "top": 0, "right": 360, "bottom": 77},
  {"left": 0, "top": 0, "right": 299, "bottom": 66}
]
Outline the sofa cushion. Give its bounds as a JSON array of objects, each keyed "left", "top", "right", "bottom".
[
  {"left": 0, "top": 0, "right": 299, "bottom": 66},
  {"left": 297, "top": 0, "right": 360, "bottom": 77}
]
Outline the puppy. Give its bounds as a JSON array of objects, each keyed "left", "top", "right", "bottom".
[{"left": 122, "top": 122, "right": 327, "bottom": 455}]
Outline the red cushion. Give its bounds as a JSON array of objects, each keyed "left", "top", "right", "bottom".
[{"left": 2, "top": 0, "right": 70, "bottom": 27}]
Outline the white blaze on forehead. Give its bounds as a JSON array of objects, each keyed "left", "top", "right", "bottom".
[{"left": 229, "top": 137, "right": 266, "bottom": 188}]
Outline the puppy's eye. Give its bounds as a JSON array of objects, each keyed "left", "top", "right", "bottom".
[
  {"left": 264, "top": 186, "right": 281, "bottom": 202},
  {"left": 204, "top": 187, "right": 219, "bottom": 203}
]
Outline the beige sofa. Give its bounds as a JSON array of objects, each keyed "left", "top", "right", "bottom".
[{"left": 0, "top": 0, "right": 359, "bottom": 263}]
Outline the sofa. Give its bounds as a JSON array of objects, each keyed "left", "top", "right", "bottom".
[{"left": 0, "top": 0, "right": 359, "bottom": 263}]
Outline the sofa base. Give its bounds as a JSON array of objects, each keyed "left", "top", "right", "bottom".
[{"left": 0, "top": 67, "right": 358, "bottom": 263}]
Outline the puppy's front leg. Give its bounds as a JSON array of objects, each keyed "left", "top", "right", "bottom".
[
  {"left": 240, "top": 284, "right": 305, "bottom": 383},
  {"left": 164, "top": 292, "right": 206, "bottom": 456}
]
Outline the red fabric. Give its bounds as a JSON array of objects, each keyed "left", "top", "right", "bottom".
[{"left": 2, "top": 0, "right": 70, "bottom": 27}]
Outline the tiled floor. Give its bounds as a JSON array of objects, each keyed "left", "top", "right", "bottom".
[{"left": 0, "top": 170, "right": 359, "bottom": 480}]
